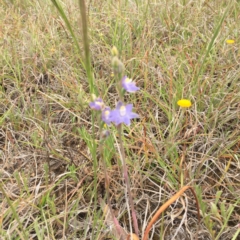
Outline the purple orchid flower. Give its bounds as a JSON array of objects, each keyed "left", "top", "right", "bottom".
[
  {"left": 121, "top": 76, "right": 140, "bottom": 93},
  {"left": 110, "top": 102, "right": 139, "bottom": 126},
  {"left": 89, "top": 97, "right": 104, "bottom": 110},
  {"left": 102, "top": 107, "right": 112, "bottom": 125}
]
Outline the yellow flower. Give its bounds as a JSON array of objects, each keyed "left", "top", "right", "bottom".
[
  {"left": 226, "top": 39, "right": 235, "bottom": 44},
  {"left": 111, "top": 46, "right": 119, "bottom": 56},
  {"left": 177, "top": 99, "right": 192, "bottom": 108}
]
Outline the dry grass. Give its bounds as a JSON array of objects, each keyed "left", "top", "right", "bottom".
[{"left": 0, "top": 0, "right": 239, "bottom": 239}]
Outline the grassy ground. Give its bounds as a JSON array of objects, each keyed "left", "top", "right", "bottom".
[{"left": 0, "top": 0, "right": 239, "bottom": 239}]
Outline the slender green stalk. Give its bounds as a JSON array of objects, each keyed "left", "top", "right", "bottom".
[
  {"left": 117, "top": 125, "right": 139, "bottom": 236},
  {"left": 99, "top": 140, "right": 124, "bottom": 239},
  {"left": 112, "top": 46, "right": 139, "bottom": 236},
  {"left": 50, "top": 0, "right": 85, "bottom": 69},
  {"left": 77, "top": 1, "right": 99, "bottom": 238},
  {"left": 78, "top": 0, "right": 96, "bottom": 94}
]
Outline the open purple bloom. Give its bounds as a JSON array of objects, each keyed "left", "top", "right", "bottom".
[
  {"left": 111, "top": 102, "right": 139, "bottom": 126},
  {"left": 121, "top": 76, "right": 140, "bottom": 93},
  {"left": 89, "top": 97, "right": 104, "bottom": 110},
  {"left": 102, "top": 107, "right": 112, "bottom": 125}
]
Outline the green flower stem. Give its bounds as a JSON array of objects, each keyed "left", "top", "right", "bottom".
[
  {"left": 99, "top": 139, "right": 124, "bottom": 239},
  {"left": 117, "top": 124, "right": 139, "bottom": 236}
]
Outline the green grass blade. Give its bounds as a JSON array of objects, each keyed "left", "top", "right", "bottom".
[
  {"left": 50, "top": 0, "right": 85, "bottom": 69},
  {"left": 194, "top": 2, "right": 232, "bottom": 84}
]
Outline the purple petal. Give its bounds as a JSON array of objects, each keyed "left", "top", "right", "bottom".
[
  {"left": 116, "top": 101, "right": 123, "bottom": 109},
  {"left": 89, "top": 98, "right": 104, "bottom": 110},
  {"left": 110, "top": 102, "right": 139, "bottom": 126},
  {"left": 121, "top": 76, "right": 140, "bottom": 93},
  {"left": 102, "top": 107, "right": 112, "bottom": 125},
  {"left": 125, "top": 104, "right": 133, "bottom": 112}
]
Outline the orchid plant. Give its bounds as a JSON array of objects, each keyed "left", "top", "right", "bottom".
[{"left": 89, "top": 47, "right": 140, "bottom": 238}]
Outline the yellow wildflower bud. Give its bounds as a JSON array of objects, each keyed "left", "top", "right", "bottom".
[
  {"left": 226, "top": 39, "right": 235, "bottom": 44},
  {"left": 91, "top": 94, "right": 97, "bottom": 100},
  {"left": 177, "top": 99, "right": 192, "bottom": 108},
  {"left": 111, "top": 46, "right": 119, "bottom": 56}
]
